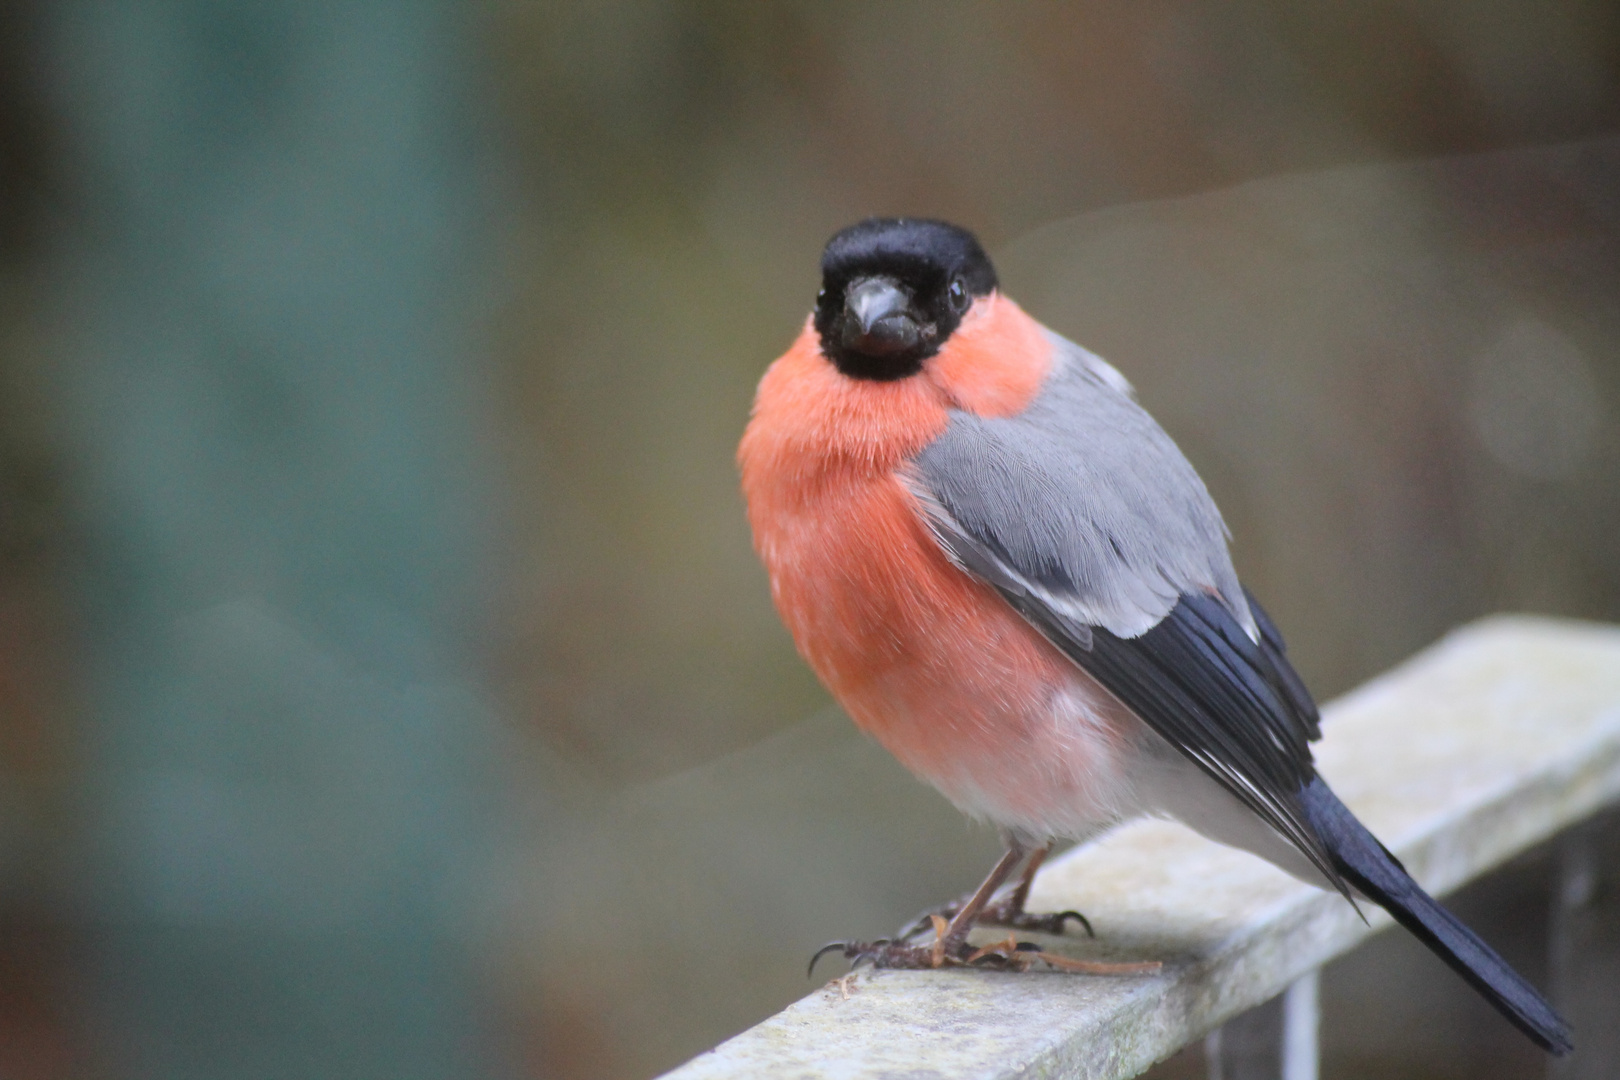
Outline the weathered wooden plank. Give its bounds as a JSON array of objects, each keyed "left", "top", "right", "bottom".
[{"left": 661, "top": 617, "right": 1620, "bottom": 1080}]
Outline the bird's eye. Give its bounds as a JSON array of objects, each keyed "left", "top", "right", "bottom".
[{"left": 947, "top": 277, "right": 969, "bottom": 312}]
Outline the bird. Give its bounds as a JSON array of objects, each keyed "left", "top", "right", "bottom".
[{"left": 736, "top": 217, "right": 1572, "bottom": 1055}]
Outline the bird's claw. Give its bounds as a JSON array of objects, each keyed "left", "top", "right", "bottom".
[
  {"left": 1010, "top": 908, "right": 1095, "bottom": 938},
  {"left": 898, "top": 896, "right": 1094, "bottom": 941},
  {"left": 809, "top": 938, "right": 887, "bottom": 977},
  {"left": 809, "top": 931, "right": 1161, "bottom": 978},
  {"left": 965, "top": 936, "right": 1163, "bottom": 976},
  {"left": 807, "top": 933, "right": 979, "bottom": 975}
]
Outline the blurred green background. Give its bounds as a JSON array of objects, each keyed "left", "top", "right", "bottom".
[{"left": 0, "top": 2, "right": 1616, "bottom": 1078}]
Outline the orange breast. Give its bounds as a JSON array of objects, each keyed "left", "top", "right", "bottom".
[{"left": 739, "top": 297, "right": 1134, "bottom": 828}]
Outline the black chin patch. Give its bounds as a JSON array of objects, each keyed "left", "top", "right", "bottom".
[{"left": 830, "top": 345, "right": 927, "bottom": 382}]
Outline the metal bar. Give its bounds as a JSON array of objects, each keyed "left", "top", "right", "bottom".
[
  {"left": 1281, "top": 971, "right": 1319, "bottom": 1080},
  {"left": 1204, "top": 970, "right": 1317, "bottom": 1080},
  {"left": 1549, "top": 808, "right": 1620, "bottom": 1079},
  {"left": 1205, "top": 994, "right": 1281, "bottom": 1080}
]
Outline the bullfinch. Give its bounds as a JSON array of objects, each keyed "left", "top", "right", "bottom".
[{"left": 737, "top": 218, "right": 1571, "bottom": 1054}]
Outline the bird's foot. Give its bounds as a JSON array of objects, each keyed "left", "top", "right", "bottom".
[
  {"left": 898, "top": 893, "right": 1093, "bottom": 941},
  {"left": 982, "top": 894, "right": 1095, "bottom": 938},
  {"left": 809, "top": 923, "right": 1160, "bottom": 978},
  {"left": 810, "top": 916, "right": 974, "bottom": 975},
  {"left": 810, "top": 937, "right": 955, "bottom": 974}
]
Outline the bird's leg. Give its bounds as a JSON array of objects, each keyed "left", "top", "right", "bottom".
[
  {"left": 810, "top": 843, "right": 1027, "bottom": 973},
  {"left": 980, "top": 846, "right": 1095, "bottom": 937},
  {"left": 896, "top": 844, "right": 1094, "bottom": 941}
]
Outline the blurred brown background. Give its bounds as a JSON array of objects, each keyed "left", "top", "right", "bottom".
[{"left": 0, "top": 2, "right": 1617, "bottom": 1079}]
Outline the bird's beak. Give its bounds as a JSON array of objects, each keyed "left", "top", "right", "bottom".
[{"left": 842, "top": 277, "right": 923, "bottom": 357}]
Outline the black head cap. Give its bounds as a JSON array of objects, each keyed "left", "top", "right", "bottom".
[{"left": 814, "top": 218, "right": 998, "bottom": 381}]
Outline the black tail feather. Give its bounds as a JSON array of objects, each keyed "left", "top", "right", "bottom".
[{"left": 1300, "top": 778, "right": 1573, "bottom": 1056}]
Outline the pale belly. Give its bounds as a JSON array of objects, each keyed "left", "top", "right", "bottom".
[
  {"left": 849, "top": 640, "right": 1325, "bottom": 880},
  {"left": 858, "top": 659, "right": 1153, "bottom": 843}
]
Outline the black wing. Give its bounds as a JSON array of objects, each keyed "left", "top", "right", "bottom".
[
  {"left": 1006, "top": 582, "right": 1347, "bottom": 894},
  {"left": 908, "top": 345, "right": 1346, "bottom": 892}
]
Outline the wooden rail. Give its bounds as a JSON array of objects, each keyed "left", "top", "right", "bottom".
[{"left": 659, "top": 616, "right": 1620, "bottom": 1079}]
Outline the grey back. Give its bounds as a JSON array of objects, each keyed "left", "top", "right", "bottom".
[{"left": 911, "top": 331, "right": 1253, "bottom": 640}]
